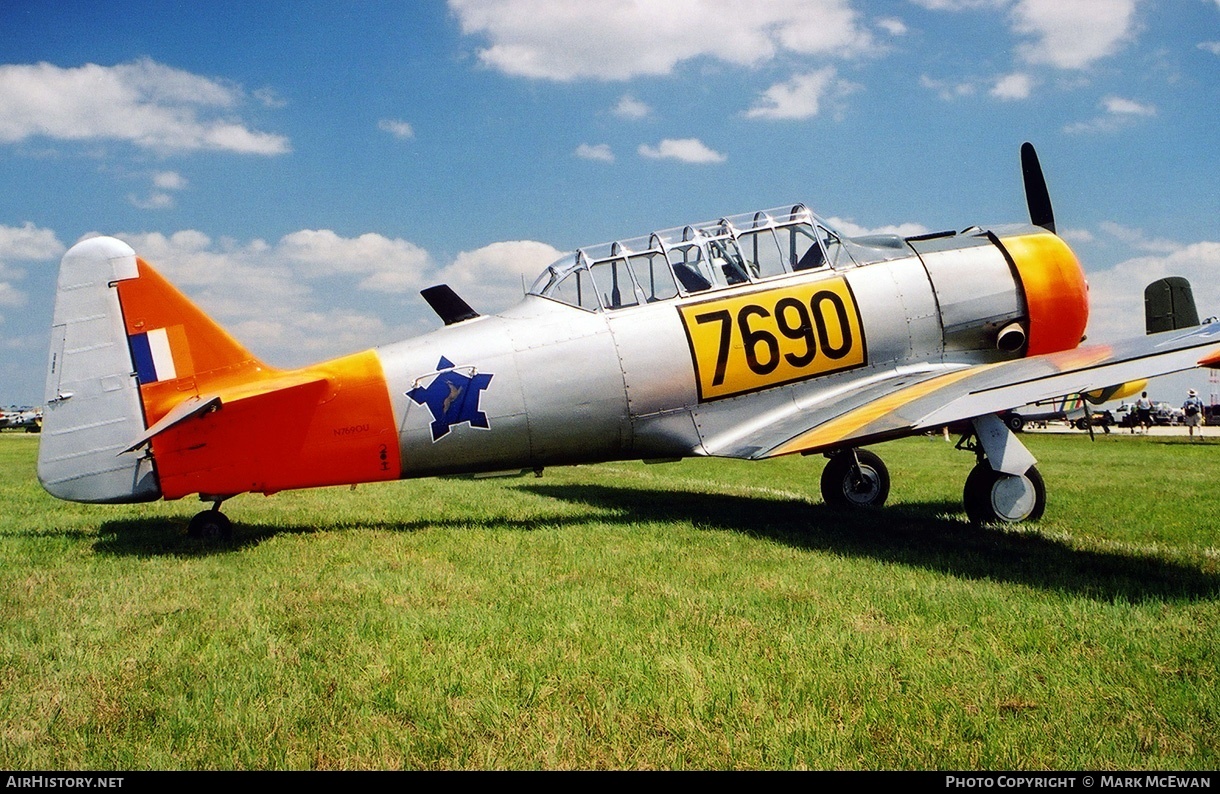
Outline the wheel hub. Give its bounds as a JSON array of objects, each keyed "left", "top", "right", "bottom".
[
  {"left": 844, "top": 466, "right": 881, "bottom": 504},
  {"left": 990, "top": 474, "right": 1037, "bottom": 521}
]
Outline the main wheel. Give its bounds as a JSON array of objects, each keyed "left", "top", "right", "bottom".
[
  {"left": 187, "top": 509, "right": 233, "bottom": 540},
  {"left": 1005, "top": 413, "right": 1025, "bottom": 432},
  {"left": 820, "top": 449, "right": 890, "bottom": 508},
  {"left": 963, "top": 463, "right": 1045, "bottom": 525}
]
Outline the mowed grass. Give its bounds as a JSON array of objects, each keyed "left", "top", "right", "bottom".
[{"left": 1, "top": 431, "right": 1217, "bottom": 769}]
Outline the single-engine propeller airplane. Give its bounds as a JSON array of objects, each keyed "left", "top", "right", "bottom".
[{"left": 38, "top": 144, "right": 1220, "bottom": 537}]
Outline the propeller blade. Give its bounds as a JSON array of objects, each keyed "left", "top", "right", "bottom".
[
  {"left": 1021, "top": 142, "right": 1056, "bottom": 234},
  {"left": 1076, "top": 400, "right": 1096, "bottom": 442}
]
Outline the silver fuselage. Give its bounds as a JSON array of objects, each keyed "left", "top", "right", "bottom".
[{"left": 381, "top": 230, "right": 1027, "bottom": 477}]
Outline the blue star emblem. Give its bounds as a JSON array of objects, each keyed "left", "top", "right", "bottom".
[{"left": 406, "top": 356, "right": 494, "bottom": 442}]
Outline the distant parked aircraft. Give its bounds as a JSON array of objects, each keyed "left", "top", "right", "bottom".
[{"left": 1, "top": 407, "right": 42, "bottom": 433}]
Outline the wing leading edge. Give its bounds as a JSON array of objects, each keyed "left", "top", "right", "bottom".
[{"left": 748, "top": 322, "right": 1220, "bottom": 460}]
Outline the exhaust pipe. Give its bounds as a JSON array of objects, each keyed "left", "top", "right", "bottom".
[{"left": 997, "top": 321, "right": 1026, "bottom": 352}]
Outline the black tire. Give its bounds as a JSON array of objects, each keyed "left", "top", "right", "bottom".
[
  {"left": 820, "top": 449, "right": 890, "bottom": 508},
  {"left": 187, "top": 509, "right": 233, "bottom": 541},
  {"left": 963, "top": 463, "right": 1045, "bottom": 525},
  {"left": 1005, "top": 414, "right": 1025, "bottom": 432}
]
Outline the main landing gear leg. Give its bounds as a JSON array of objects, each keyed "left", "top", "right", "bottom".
[
  {"left": 958, "top": 415, "right": 1046, "bottom": 525},
  {"left": 820, "top": 448, "right": 891, "bottom": 508},
  {"left": 188, "top": 498, "right": 233, "bottom": 541}
]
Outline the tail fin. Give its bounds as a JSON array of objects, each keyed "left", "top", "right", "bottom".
[
  {"left": 40, "top": 237, "right": 159, "bottom": 502},
  {"left": 38, "top": 236, "right": 267, "bottom": 503},
  {"left": 112, "top": 247, "right": 267, "bottom": 426}
]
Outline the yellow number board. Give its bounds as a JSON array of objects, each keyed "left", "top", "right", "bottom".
[{"left": 678, "top": 277, "right": 867, "bottom": 401}]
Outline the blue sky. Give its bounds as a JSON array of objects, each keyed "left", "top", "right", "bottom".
[{"left": 2, "top": 0, "right": 1219, "bottom": 407}]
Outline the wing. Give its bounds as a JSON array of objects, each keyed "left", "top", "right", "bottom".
[{"left": 734, "top": 322, "right": 1220, "bottom": 460}]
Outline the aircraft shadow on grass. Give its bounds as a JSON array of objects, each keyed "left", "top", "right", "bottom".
[
  {"left": 92, "top": 483, "right": 1218, "bottom": 604},
  {"left": 519, "top": 483, "right": 1220, "bottom": 604}
]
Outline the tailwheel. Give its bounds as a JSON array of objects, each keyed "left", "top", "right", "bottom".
[
  {"left": 821, "top": 448, "right": 890, "bottom": 508},
  {"left": 187, "top": 508, "right": 232, "bottom": 541},
  {"left": 963, "top": 463, "right": 1045, "bottom": 525}
]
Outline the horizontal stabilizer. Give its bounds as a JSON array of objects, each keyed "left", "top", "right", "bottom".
[
  {"left": 122, "top": 394, "right": 220, "bottom": 454},
  {"left": 1145, "top": 277, "right": 1199, "bottom": 334},
  {"left": 121, "top": 369, "right": 329, "bottom": 454},
  {"left": 421, "top": 284, "right": 480, "bottom": 325}
]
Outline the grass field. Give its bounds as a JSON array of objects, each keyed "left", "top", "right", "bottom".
[{"left": 1, "top": 431, "right": 1217, "bottom": 770}]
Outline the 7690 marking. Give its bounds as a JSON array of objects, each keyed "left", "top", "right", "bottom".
[{"left": 678, "top": 277, "right": 866, "bottom": 401}]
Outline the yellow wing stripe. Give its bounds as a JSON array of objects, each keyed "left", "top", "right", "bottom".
[{"left": 766, "top": 365, "right": 1000, "bottom": 457}]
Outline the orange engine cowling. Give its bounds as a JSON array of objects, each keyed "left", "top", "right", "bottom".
[{"left": 998, "top": 232, "right": 1089, "bottom": 357}]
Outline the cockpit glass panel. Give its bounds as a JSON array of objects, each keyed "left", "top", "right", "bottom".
[
  {"left": 588, "top": 258, "right": 641, "bottom": 310},
  {"left": 736, "top": 227, "right": 788, "bottom": 280},
  {"left": 544, "top": 265, "right": 600, "bottom": 311},
  {"left": 528, "top": 206, "right": 852, "bottom": 309},
  {"left": 528, "top": 266, "right": 560, "bottom": 296},
  {"left": 788, "top": 224, "right": 825, "bottom": 271},
  {"left": 706, "top": 237, "right": 750, "bottom": 286},
  {"left": 818, "top": 224, "right": 855, "bottom": 269},
  {"left": 666, "top": 243, "right": 712, "bottom": 294},
  {"left": 629, "top": 251, "right": 679, "bottom": 302}
]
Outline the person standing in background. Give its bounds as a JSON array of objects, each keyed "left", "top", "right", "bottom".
[
  {"left": 1183, "top": 389, "right": 1205, "bottom": 441},
  {"left": 1136, "top": 391, "right": 1154, "bottom": 434}
]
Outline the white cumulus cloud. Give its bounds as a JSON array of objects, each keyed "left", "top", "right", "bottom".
[
  {"left": 638, "top": 138, "right": 726, "bottom": 164},
  {"left": 0, "top": 59, "right": 290, "bottom": 155},
  {"left": 0, "top": 221, "right": 66, "bottom": 261},
  {"left": 99, "top": 228, "right": 565, "bottom": 365},
  {"left": 824, "top": 217, "right": 930, "bottom": 239},
  {"left": 1084, "top": 238, "right": 1220, "bottom": 343},
  {"left": 0, "top": 282, "right": 26, "bottom": 308},
  {"left": 435, "top": 239, "right": 566, "bottom": 310},
  {"left": 613, "top": 95, "right": 650, "bottom": 120},
  {"left": 127, "top": 192, "right": 176, "bottom": 210},
  {"left": 920, "top": 74, "right": 977, "bottom": 100},
  {"left": 575, "top": 143, "right": 614, "bottom": 162},
  {"left": 1064, "top": 95, "right": 1156, "bottom": 134},
  {"left": 378, "top": 119, "right": 415, "bottom": 139},
  {"left": 877, "top": 17, "right": 908, "bottom": 36},
  {"left": 1011, "top": 0, "right": 1139, "bottom": 70},
  {"left": 908, "top": 0, "right": 1006, "bottom": 8},
  {"left": 153, "top": 171, "right": 188, "bottom": 190},
  {"left": 991, "top": 72, "right": 1034, "bottom": 100},
  {"left": 276, "top": 229, "right": 432, "bottom": 293},
  {"left": 108, "top": 229, "right": 421, "bottom": 363},
  {"left": 0, "top": 222, "right": 64, "bottom": 326},
  {"left": 1102, "top": 96, "right": 1156, "bottom": 116},
  {"left": 449, "top": 0, "right": 876, "bottom": 81},
  {"left": 745, "top": 68, "right": 845, "bottom": 120}
]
